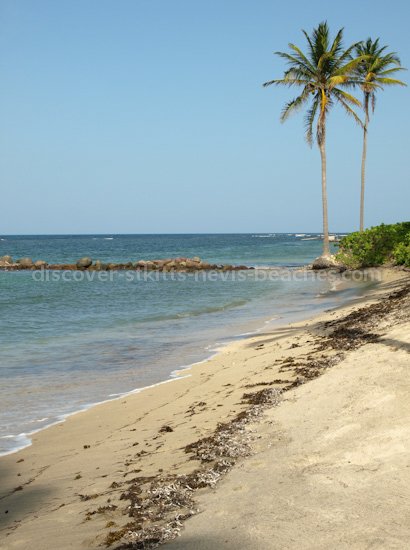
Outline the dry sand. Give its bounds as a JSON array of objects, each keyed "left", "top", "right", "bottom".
[{"left": 0, "top": 268, "right": 409, "bottom": 550}]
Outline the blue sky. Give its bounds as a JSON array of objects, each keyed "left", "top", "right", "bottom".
[{"left": 1, "top": 0, "right": 409, "bottom": 234}]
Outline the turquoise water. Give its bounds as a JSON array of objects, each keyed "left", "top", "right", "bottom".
[{"left": 0, "top": 234, "right": 366, "bottom": 455}]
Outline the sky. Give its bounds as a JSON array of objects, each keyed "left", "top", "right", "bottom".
[{"left": 0, "top": 0, "right": 409, "bottom": 234}]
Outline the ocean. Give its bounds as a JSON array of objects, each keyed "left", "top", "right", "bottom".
[{"left": 0, "top": 233, "right": 372, "bottom": 455}]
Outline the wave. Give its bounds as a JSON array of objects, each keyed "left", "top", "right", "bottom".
[{"left": 135, "top": 299, "right": 250, "bottom": 324}]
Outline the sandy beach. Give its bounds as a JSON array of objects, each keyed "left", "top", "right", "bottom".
[{"left": 1, "top": 268, "right": 409, "bottom": 550}]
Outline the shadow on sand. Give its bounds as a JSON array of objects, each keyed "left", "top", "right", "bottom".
[{"left": 0, "top": 458, "right": 53, "bottom": 531}]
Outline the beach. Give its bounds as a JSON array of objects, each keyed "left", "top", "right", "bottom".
[
  {"left": 2, "top": 2, "right": 409, "bottom": 548},
  {"left": 1, "top": 268, "right": 409, "bottom": 550},
  {"left": 0, "top": 233, "right": 351, "bottom": 456}
]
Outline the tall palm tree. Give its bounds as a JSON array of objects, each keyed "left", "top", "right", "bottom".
[
  {"left": 354, "top": 38, "right": 406, "bottom": 231},
  {"left": 263, "top": 22, "right": 364, "bottom": 262}
]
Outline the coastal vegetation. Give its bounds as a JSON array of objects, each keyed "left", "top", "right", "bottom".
[
  {"left": 263, "top": 22, "right": 364, "bottom": 264},
  {"left": 264, "top": 22, "right": 406, "bottom": 264},
  {"left": 337, "top": 222, "right": 410, "bottom": 268},
  {"left": 354, "top": 39, "right": 406, "bottom": 231}
]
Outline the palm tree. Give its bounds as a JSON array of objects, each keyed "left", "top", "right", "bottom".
[
  {"left": 354, "top": 38, "right": 406, "bottom": 231},
  {"left": 263, "top": 22, "right": 364, "bottom": 263}
]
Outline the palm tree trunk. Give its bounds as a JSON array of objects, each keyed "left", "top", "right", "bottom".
[
  {"left": 319, "top": 137, "right": 330, "bottom": 256},
  {"left": 360, "top": 106, "right": 369, "bottom": 232}
]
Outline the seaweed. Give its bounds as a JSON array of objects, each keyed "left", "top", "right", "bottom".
[{"left": 106, "top": 388, "right": 281, "bottom": 548}]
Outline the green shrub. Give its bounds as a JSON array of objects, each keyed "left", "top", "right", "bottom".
[
  {"left": 336, "top": 222, "right": 410, "bottom": 268},
  {"left": 393, "top": 232, "right": 410, "bottom": 267}
]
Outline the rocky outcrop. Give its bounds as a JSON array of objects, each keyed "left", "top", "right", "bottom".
[
  {"left": 311, "top": 255, "right": 345, "bottom": 271},
  {"left": 16, "top": 257, "right": 33, "bottom": 268},
  {"left": 34, "top": 260, "right": 48, "bottom": 268},
  {"left": 0, "top": 255, "right": 13, "bottom": 267},
  {"left": 0, "top": 256, "right": 252, "bottom": 272},
  {"left": 76, "top": 257, "right": 93, "bottom": 269}
]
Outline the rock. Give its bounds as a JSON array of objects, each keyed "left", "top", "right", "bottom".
[
  {"left": 135, "top": 260, "right": 147, "bottom": 268},
  {"left": 153, "top": 261, "right": 167, "bottom": 270},
  {"left": 17, "top": 257, "right": 33, "bottom": 268},
  {"left": 76, "top": 257, "right": 93, "bottom": 269},
  {"left": 0, "top": 255, "right": 12, "bottom": 264},
  {"left": 159, "top": 425, "right": 174, "bottom": 433},
  {"left": 52, "top": 264, "right": 75, "bottom": 270},
  {"left": 34, "top": 260, "right": 47, "bottom": 268},
  {"left": 135, "top": 260, "right": 157, "bottom": 269},
  {"left": 94, "top": 260, "right": 110, "bottom": 271},
  {"left": 311, "top": 255, "right": 343, "bottom": 270},
  {"left": 9, "top": 256, "right": 252, "bottom": 272},
  {"left": 185, "top": 260, "right": 198, "bottom": 269},
  {"left": 0, "top": 255, "right": 14, "bottom": 267}
]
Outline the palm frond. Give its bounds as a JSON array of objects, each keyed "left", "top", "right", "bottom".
[
  {"left": 376, "top": 77, "right": 407, "bottom": 86},
  {"left": 333, "top": 90, "right": 364, "bottom": 127},
  {"left": 304, "top": 95, "right": 320, "bottom": 146},
  {"left": 333, "top": 41, "right": 362, "bottom": 69},
  {"left": 302, "top": 29, "right": 316, "bottom": 63},
  {"left": 378, "top": 67, "right": 407, "bottom": 76},
  {"left": 328, "top": 74, "right": 349, "bottom": 88},
  {"left": 274, "top": 51, "right": 314, "bottom": 76},
  {"left": 288, "top": 43, "right": 316, "bottom": 73},
  {"left": 280, "top": 90, "right": 310, "bottom": 122},
  {"left": 334, "top": 55, "right": 369, "bottom": 76},
  {"left": 313, "top": 21, "right": 330, "bottom": 60},
  {"left": 333, "top": 88, "right": 362, "bottom": 107},
  {"left": 262, "top": 77, "right": 311, "bottom": 87},
  {"left": 329, "top": 28, "right": 344, "bottom": 56}
]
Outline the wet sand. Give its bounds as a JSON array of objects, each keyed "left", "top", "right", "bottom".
[{"left": 0, "top": 268, "right": 409, "bottom": 550}]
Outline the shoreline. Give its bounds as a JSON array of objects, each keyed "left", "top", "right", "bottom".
[
  {"left": 0, "top": 267, "right": 408, "bottom": 550},
  {"left": 0, "top": 269, "right": 381, "bottom": 457}
]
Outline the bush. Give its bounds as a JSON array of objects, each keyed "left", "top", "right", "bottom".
[
  {"left": 393, "top": 232, "right": 410, "bottom": 267},
  {"left": 336, "top": 222, "right": 410, "bottom": 268}
]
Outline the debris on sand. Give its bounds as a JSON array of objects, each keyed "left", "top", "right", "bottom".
[{"left": 107, "top": 389, "right": 281, "bottom": 549}]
